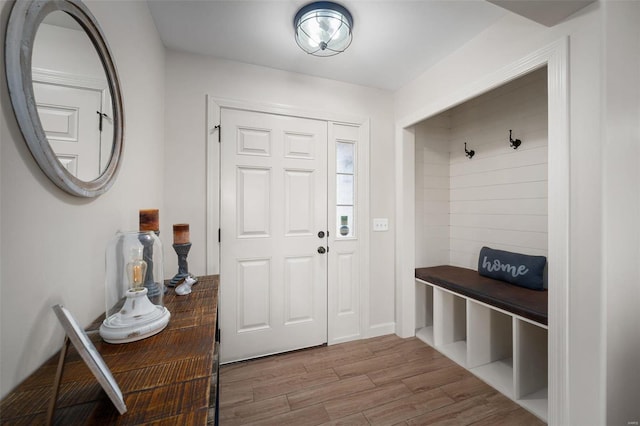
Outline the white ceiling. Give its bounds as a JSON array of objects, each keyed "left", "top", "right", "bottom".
[{"left": 147, "top": 0, "right": 507, "bottom": 91}]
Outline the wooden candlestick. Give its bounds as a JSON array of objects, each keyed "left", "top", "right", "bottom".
[
  {"left": 173, "top": 224, "right": 190, "bottom": 244},
  {"left": 170, "top": 224, "right": 195, "bottom": 287},
  {"left": 139, "top": 209, "right": 159, "bottom": 232}
]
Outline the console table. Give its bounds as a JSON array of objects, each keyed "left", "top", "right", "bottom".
[{"left": 0, "top": 275, "right": 219, "bottom": 425}]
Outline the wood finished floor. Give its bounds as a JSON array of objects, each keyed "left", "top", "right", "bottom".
[{"left": 219, "top": 335, "right": 545, "bottom": 425}]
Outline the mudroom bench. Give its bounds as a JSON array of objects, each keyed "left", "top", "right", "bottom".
[{"left": 415, "top": 265, "right": 548, "bottom": 421}]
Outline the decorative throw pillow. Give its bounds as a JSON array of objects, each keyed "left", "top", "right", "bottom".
[{"left": 478, "top": 246, "right": 547, "bottom": 290}]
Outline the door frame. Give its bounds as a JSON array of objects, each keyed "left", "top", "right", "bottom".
[
  {"left": 205, "top": 96, "right": 371, "bottom": 345},
  {"left": 394, "top": 38, "right": 570, "bottom": 424}
]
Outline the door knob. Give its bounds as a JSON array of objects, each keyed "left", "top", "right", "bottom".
[
  {"left": 317, "top": 231, "right": 325, "bottom": 238},
  {"left": 317, "top": 246, "right": 326, "bottom": 254}
]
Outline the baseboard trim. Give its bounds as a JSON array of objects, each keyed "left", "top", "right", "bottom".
[{"left": 367, "top": 322, "right": 396, "bottom": 338}]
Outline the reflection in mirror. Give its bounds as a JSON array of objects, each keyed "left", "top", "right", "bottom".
[
  {"left": 32, "top": 11, "right": 113, "bottom": 182},
  {"left": 5, "top": 0, "right": 124, "bottom": 197}
]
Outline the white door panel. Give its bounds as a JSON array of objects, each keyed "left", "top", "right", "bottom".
[
  {"left": 220, "top": 108, "right": 328, "bottom": 363},
  {"left": 33, "top": 81, "right": 104, "bottom": 181},
  {"left": 328, "top": 123, "right": 364, "bottom": 344},
  {"left": 236, "top": 166, "right": 271, "bottom": 237}
]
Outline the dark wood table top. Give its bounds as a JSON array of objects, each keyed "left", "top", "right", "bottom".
[
  {"left": 1, "top": 275, "right": 219, "bottom": 425},
  {"left": 416, "top": 266, "right": 547, "bottom": 325}
]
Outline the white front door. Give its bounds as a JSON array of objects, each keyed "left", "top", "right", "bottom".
[
  {"left": 33, "top": 81, "right": 105, "bottom": 180},
  {"left": 220, "top": 108, "right": 328, "bottom": 363}
]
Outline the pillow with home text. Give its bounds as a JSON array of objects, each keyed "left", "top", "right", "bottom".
[{"left": 478, "top": 246, "right": 547, "bottom": 290}]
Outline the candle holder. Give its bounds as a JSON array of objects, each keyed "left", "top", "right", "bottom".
[
  {"left": 138, "top": 231, "right": 165, "bottom": 296},
  {"left": 138, "top": 209, "right": 166, "bottom": 295},
  {"left": 170, "top": 243, "right": 197, "bottom": 287}
]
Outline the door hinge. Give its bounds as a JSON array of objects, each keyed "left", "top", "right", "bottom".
[
  {"left": 218, "top": 228, "right": 221, "bottom": 243},
  {"left": 96, "top": 111, "right": 109, "bottom": 132},
  {"left": 214, "top": 124, "right": 221, "bottom": 143}
]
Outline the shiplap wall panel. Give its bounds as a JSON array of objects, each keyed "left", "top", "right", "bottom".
[
  {"left": 448, "top": 68, "right": 547, "bottom": 268},
  {"left": 450, "top": 198, "right": 548, "bottom": 216},
  {"left": 450, "top": 181, "right": 547, "bottom": 201},
  {"left": 450, "top": 227, "right": 548, "bottom": 253},
  {"left": 450, "top": 213, "right": 547, "bottom": 233},
  {"left": 415, "top": 113, "right": 450, "bottom": 267},
  {"left": 450, "top": 145, "right": 548, "bottom": 176},
  {"left": 415, "top": 67, "right": 548, "bottom": 272},
  {"left": 450, "top": 163, "right": 547, "bottom": 189}
]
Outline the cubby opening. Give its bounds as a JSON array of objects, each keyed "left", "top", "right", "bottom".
[
  {"left": 434, "top": 289, "right": 467, "bottom": 366},
  {"left": 415, "top": 282, "right": 434, "bottom": 345},
  {"left": 467, "top": 302, "right": 514, "bottom": 396},
  {"left": 515, "top": 319, "right": 548, "bottom": 418}
]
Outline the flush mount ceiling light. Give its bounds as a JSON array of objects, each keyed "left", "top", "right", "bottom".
[{"left": 294, "top": 1, "right": 353, "bottom": 57}]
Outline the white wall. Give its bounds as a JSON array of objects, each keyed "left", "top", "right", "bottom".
[
  {"left": 32, "top": 23, "right": 104, "bottom": 79},
  {"left": 602, "top": 2, "right": 640, "bottom": 425},
  {"left": 396, "top": 1, "right": 640, "bottom": 423},
  {"left": 0, "top": 0, "right": 165, "bottom": 398},
  {"left": 163, "top": 50, "right": 396, "bottom": 333}
]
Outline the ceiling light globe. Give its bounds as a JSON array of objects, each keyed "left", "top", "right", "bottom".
[{"left": 294, "top": 2, "right": 353, "bottom": 57}]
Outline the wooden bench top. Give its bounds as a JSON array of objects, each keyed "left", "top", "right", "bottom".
[{"left": 415, "top": 266, "right": 547, "bottom": 325}]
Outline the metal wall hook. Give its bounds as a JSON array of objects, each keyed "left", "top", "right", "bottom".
[
  {"left": 509, "top": 130, "right": 522, "bottom": 149},
  {"left": 464, "top": 142, "right": 475, "bottom": 159}
]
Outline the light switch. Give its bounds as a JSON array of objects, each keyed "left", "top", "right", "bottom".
[{"left": 373, "top": 218, "right": 389, "bottom": 232}]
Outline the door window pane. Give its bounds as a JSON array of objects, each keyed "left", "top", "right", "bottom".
[
  {"left": 337, "top": 142, "right": 354, "bottom": 174},
  {"left": 336, "top": 140, "right": 355, "bottom": 238},
  {"left": 337, "top": 174, "right": 354, "bottom": 205}
]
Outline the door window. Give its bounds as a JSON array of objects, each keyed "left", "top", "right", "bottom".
[{"left": 336, "top": 141, "right": 356, "bottom": 238}]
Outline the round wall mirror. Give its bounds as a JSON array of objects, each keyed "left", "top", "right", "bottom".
[{"left": 5, "top": 0, "right": 124, "bottom": 197}]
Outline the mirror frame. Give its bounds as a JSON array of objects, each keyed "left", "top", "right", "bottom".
[{"left": 5, "top": 0, "right": 124, "bottom": 197}]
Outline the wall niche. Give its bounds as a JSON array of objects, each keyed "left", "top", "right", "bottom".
[
  {"left": 414, "top": 66, "right": 548, "bottom": 271},
  {"left": 413, "top": 67, "right": 549, "bottom": 422}
]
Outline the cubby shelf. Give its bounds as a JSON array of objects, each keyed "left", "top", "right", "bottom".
[
  {"left": 415, "top": 326, "right": 434, "bottom": 346},
  {"left": 439, "top": 341, "right": 467, "bottom": 367},
  {"left": 471, "top": 358, "right": 514, "bottom": 397},
  {"left": 518, "top": 387, "right": 548, "bottom": 420},
  {"left": 415, "top": 278, "right": 548, "bottom": 422}
]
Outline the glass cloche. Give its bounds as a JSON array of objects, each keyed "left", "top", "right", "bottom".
[{"left": 100, "top": 231, "right": 170, "bottom": 343}]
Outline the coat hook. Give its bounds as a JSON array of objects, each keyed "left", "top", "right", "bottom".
[
  {"left": 464, "top": 142, "right": 475, "bottom": 159},
  {"left": 509, "top": 130, "right": 522, "bottom": 149}
]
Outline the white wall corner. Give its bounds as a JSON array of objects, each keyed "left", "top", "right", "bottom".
[{"left": 394, "top": 125, "right": 416, "bottom": 338}]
